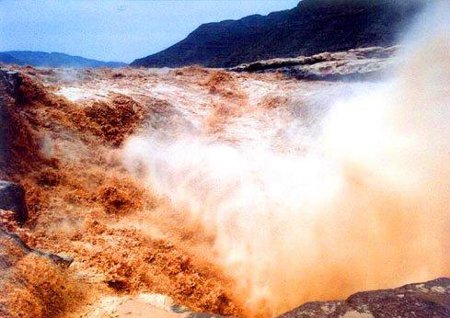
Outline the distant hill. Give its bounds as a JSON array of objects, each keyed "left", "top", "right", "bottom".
[
  {"left": 0, "top": 53, "right": 24, "bottom": 65},
  {"left": 131, "top": 0, "right": 425, "bottom": 68},
  {"left": 0, "top": 51, "right": 126, "bottom": 68}
]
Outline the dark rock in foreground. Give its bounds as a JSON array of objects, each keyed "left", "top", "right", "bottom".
[
  {"left": 231, "top": 46, "right": 399, "bottom": 81},
  {"left": 0, "top": 69, "right": 23, "bottom": 173},
  {"left": 0, "top": 181, "right": 28, "bottom": 224},
  {"left": 278, "top": 278, "right": 450, "bottom": 318},
  {"left": 0, "top": 70, "right": 22, "bottom": 96}
]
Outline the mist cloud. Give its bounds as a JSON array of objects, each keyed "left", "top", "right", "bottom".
[{"left": 122, "top": 2, "right": 450, "bottom": 316}]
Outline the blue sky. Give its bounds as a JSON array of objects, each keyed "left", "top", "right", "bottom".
[{"left": 0, "top": 0, "right": 299, "bottom": 63}]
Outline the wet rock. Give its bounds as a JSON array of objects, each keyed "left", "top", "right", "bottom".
[
  {"left": 186, "top": 314, "right": 231, "bottom": 318},
  {"left": 0, "top": 70, "right": 22, "bottom": 97},
  {"left": 87, "top": 293, "right": 233, "bottom": 318},
  {"left": 278, "top": 278, "right": 450, "bottom": 318},
  {"left": 0, "top": 69, "right": 23, "bottom": 172},
  {"left": 0, "top": 227, "right": 76, "bottom": 318},
  {"left": 0, "top": 228, "right": 73, "bottom": 268},
  {"left": 230, "top": 47, "right": 399, "bottom": 81},
  {"left": 0, "top": 181, "right": 28, "bottom": 224}
]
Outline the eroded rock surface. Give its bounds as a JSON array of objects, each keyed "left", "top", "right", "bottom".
[
  {"left": 231, "top": 47, "right": 399, "bottom": 81},
  {"left": 0, "top": 227, "right": 78, "bottom": 318},
  {"left": 0, "top": 181, "right": 28, "bottom": 224},
  {"left": 0, "top": 228, "right": 72, "bottom": 268},
  {"left": 278, "top": 278, "right": 450, "bottom": 318},
  {"left": 0, "top": 70, "right": 22, "bottom": 96}
]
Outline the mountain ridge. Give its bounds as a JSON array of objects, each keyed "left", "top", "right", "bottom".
[
  {"left": 0, "top": 50, "right": 126, "bottom": 68},
  {"left": 131, "top": 0, "right": 425, "bottom": 68}
]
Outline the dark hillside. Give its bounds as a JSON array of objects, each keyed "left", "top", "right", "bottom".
[{"left": 131, "top": 0, "right": 424, "bottom": 68}]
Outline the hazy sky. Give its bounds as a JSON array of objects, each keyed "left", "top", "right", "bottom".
[{"left": 0, "top": 0, "right": 299, "bottom": 63}]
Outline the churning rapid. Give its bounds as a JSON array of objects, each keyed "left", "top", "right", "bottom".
[
  {"left": 122, "top": 3, "right": 450, "bottom": 317},
  {"left": 1, "top": 2, "right": 449, "bottom": 318}
]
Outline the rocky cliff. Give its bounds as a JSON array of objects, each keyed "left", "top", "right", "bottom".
[
  {"left": 278, "top": 278, "right": 450, "bottom": 318},
  {"left": 131, "top": 0, "right": 424, "bottom": 68},
  {"left": 230, "top": 46, "right": 399, "bottom": 81}
]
